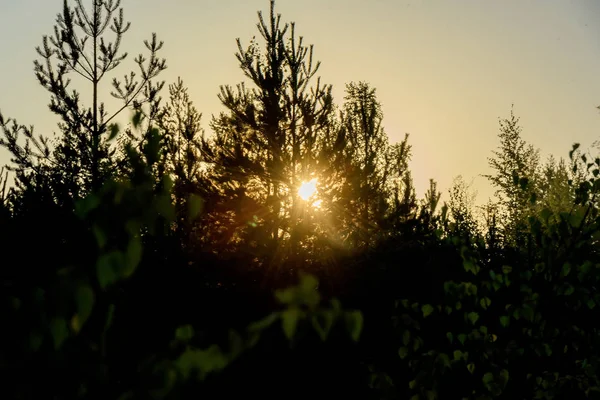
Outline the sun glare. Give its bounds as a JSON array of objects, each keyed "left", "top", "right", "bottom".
[{"left": 298, "top": 178, "right": 318, "bottom": 201}]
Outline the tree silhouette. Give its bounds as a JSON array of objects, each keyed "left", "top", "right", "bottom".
[
  {"left": 1, "top": 0, "right": 166, "bottom": 197},
  {"left": 202, "top": 0, "right": 335, "bottom": 265},
  {"left": 484, "top": 107, "right": 539, "bottom": 246}
]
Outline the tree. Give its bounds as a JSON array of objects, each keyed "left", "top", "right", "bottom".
[
  {"left": 201, "top": 0, "right": 335, "bottom": 265},
  {"left": 337, "top": 81, "right": 391, "bottom": 249},
  {"left": 447, "top": 175, "right": 478, "bottom": 237},
  {"left": 483, "top": 107, "right": 539, "bottom": 246},
  {"left": 1, "top": 0, "right": 167, "bottom": 198},
  {"left": 156, "top": 77, "right": 206, "bottom": 243}
]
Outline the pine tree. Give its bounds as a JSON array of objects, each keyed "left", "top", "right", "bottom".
[
  {"left": 483, "top": 107, "right": 539, "bottom": 246},
  {"left": 1, "top": 0, "right": 167, "bottom": 198},
  {"left": 338, "top": 81, "right": 390, "bottom": 249},
  {"left": 157, "top": 77, "right": 206, "bottom": 242},
  {"left": 201, "top": 0, "right": 335, "bottom": 264}
]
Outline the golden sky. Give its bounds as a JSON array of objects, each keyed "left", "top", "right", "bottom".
[{"left": 1, "top": 0, "right": 600, "bottom": 204}]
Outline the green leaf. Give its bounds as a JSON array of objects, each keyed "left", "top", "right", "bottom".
[
  {"left": 345, "top": 310, "right": 363, "bottom": 342},
  {"left": 92, "top": 225, "right": 107, "bottom": 249},
  {"left": 422, "top": 304, "right": 435, "bottom": 318},
  {"left": 228, "top": 330, "right": 243, "bottom": 359},
  {"left": 50, "top": 318, "right": 69, "bottom": 350},
  {"left": 104, "top": 303, "right": 115, "bottom": 333},
  {"left": 96, "top": 252, "right": 122, "bottom": 289},
  {"left": 483, "top": 372, "right": 494, "bottom": 385},
  {"left": 281, "top": 308, "right": 301, "bottom": 340},
  {"left": 453, "top": 350, "right": 463, "bottom": 361},
  {"left": 480, "top": 297, "right": 492, "bottom": 310},
  {"left": 437, "top": 353, "right": 451, "bottom": 369},
  {"left": 467, "top": 363, "right": 475, "bottom": 374},
  {"left": 311, "top": 311, "right": 334, "bottom": 341},
  {"left": 298, "top": 273, "right": 321, "bottom": 308},
  {"left": 29, "top": 332, "right": 44, "bottom": 352},
  {"left": 564, "top": 285, "right": 575, "bottom": 296},
  {"left": 502, "top": 265, "right": 512, "bottom": 274},
  {"left": 175, "top": 325, "right": 195, "bottom": 341},
  {"left": 500, "top": 315, "right": 510, "bottom": 327},
  {"left": 75, "top": 284, "right": 95, "bottom": 328},
  {"left": 587, "top": 299, "right": 596, "bottom": 310},
  {"left": 187, "top": 194, "right": 204, "bottom": 221},
  {"left": 403, "top": 330, "right": 411, "bottom": 346},
  {"left": 175, "top": 345, "right": 229, "bottom": 381},
  {"left": 561, "top": 263, "right": 572, "bottom": 278},
  {"left": 399, "top": 346, "right": 409, "bottom": 359},
  {"left": 409, "top": 380, "right": 417, "bottom": 389},
  {"left": 446, "top": 332, "right": 453, "bottom": 344},
  {"left": 247, "top": 312, "right": 278, "bottom": 333},
  {"left": 467, "top": 312, "right": 479, "bottom": 325},
  {"left": 275, "top": 287, "right": 295, "bottom": 305},
  {"left": 75, "top": 194, "right": 101, "bottom": 218},
  {"left": 458, "top": 334, "right": 467, "bottom": 345},
  {"left": 123, "top": 236, "right": 142, "bottom": 278}
]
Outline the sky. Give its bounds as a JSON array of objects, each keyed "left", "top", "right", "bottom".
[{"left": 1, "top": 0, "right": 600, "bottom": 205}]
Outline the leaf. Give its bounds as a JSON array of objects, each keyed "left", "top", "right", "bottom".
[
  {"left": 587, "top": 299, "right": 596, "bottom": 310},
  {"left": 247, "top": 312, "right": 278, "bottom": 333},
  {"left": 502, "top": 265, "right": 512, "bottom": 274},
  {"left": 403, "top": 330, "right": 411, "bottom": 346},
  {"left": 437, "top": 353, "right": 451, "bottom": 369},
  {"left": 467, "top": 312, "right": 479, "bottom": 325},
  {"left": 175, "top": 345, "right": 229, "bottom": 381},
  {"left": 75, "top": 194, "right": 101, "bottom": 218},
  {"left": 453, "top": 350, "right": 463, "bottom": 361},
  {"left": 187, "top": 194, "right": 204, "bottom": 221},
  {"left": 29, "top": 333, "right": 43, "bottom": 352},
  {"left": 499, "top": 369, "right": 510, "bottom": 386},
  {"left": 75, "top": 284, "right": 95, "bottom": 327},
  {"left": 124, "top": 236, "right": 142, "bottom": 278},
  {"left": 500, "top": 316, "right": 510, "bottom": 327},
  {"left": 298, "top": 273, "right": 321, "bottom": 308},
  {"left": 50, "top": 318, "right": 69, "bottom": 350},
  {"left": 108, "top": 123, "right": 120, "bottom": 141},
  {"left": 482, "top": 372, "right": 494, "bottom": 385},
  {"left": 345, "top": 311, "right": 363, "bottom": 342},
  {"left": 175, "top": 325, "right": 195, "bottom": 341},
  {"left": 96, "top": 252, "right": 122, "bottom": 289},
  {"left": 467, "top": 363, "right": 475, "bottom": 374},
  {"left": 92, "top": 225, "right": 107, "bottom": 249},
  {"left": 104, "top": 303, "right": 115, "bottom": 333},
  {"left": 446, "top": 332, "right": 453, "bottom": 344},
  {"left": 228, "top": 330, "right": 243, "bottom": 359},
  {"left": 564, "top": 285, "right": 575, "bottom": 296},
  {"left": 458, "top": 334, "right": 467, "bottom": 345},
  {"left": 422, "top": 304, "right": 434, "bottom": 318},
  {"left": 281, "top": 308, "right": 301, "bottom": 340},
  {"left": 275, "top": 287, "right": 296, "bottom": 305},
  {"left": 311, "top": 311, "right": 334, "bottom": 341},
  {"left": 399, "top": 347, "right": 409, "bottom": 359},
  {"left": 132, "top": 111, "right": 143, "bottom": 128},
  {"left": 480, "top": 297, "right": 492, "bottom": 310},
  {"left": 561, "top": 263, "right": 572, "bottom": 278}
]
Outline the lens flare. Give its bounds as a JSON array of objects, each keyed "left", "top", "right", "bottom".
[{"left": 298, "top": 178, "right": 318, "bottom": 200}]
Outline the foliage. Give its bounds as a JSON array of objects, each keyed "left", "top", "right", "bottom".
[{"left": 2, "top": 1, "right": 600, "bottom": 399}]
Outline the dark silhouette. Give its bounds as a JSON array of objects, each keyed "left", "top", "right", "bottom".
[{"left": 1, "top": 1, "right": 600, "bottom": 399}]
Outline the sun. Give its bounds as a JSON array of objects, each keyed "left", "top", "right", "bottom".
[{"left": 298, "top": 178, "right": 318, "bottom": 201}]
